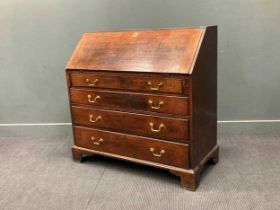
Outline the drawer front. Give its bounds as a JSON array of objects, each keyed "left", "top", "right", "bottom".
[
  {"left": 70, "top": 72, "right": 185, "bottom": 94},
  {"left": 70, "top": 88, "right": 188, "bottom": 116},
  {"left": 74, "top": 126, "right": 189, "bottom": 168},
  {"left": 71, "top": 106, "right": 188, "bottom": 142}
]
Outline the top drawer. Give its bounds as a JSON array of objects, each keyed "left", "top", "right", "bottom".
[{"left": 70, "top": 72, "right": 186, "bottom": 94}]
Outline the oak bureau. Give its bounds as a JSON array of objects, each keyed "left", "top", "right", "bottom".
[{"left": 65, "top": 26, "right": 219, "bottom": 191}]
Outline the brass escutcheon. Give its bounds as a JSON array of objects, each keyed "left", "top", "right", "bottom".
[
  {"left": 89, "top": 115, "right": 102, "bottom": 123},
  {"left": 149, "top": 122, "right": 165, "bottom": 132},
  {"left": 87, "top": 95, "right": 101, "bottom": 103},
  {"left": 147, "top": 81, "right": 163, "bottom": 91},
  {"left": 149, "top": 147, "right": 165, "bottom": 157},
  {"left": 85, "top": 78, "right": 98, "bottom": 86},
  {"left": 91, "top": 136, "right": 104, "bottom": 145},
  {"left": 148, "top": 100, "right": 164, "bottom": 110}
]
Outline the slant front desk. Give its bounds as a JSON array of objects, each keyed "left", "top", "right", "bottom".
[{"left": 65, "top": 26, "right": 219, "bottom": 190}]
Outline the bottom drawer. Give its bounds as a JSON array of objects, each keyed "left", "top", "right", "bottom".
[{"left": 73, "top": 126, "right": 189, "bottom": 168}]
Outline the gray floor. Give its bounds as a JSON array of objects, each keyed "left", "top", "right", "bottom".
[{"left": 0, "top": 134, "right": 279, "bottom": 210}]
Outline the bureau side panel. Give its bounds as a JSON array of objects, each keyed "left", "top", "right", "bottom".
[{"left": 190, "top": 26, "right": 217, "bottom": 168}]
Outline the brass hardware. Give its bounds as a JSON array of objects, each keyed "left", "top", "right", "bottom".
[
  {"left": 133, "top": 32, "right": 138, "bottom": 37},
  {"left": 149, "top": 147, "right": 165, "bottom": 157},
  {"left": 87, "top": 95, "right": 101, "bottom": 103},
  {"left": 89, "top": 115, "right": 102, "bottom": 123},
  {"left": 149, "top": 122, "right": 165, "bottom": 132},
  {"left": 148, "top": 100, "right": 164, "bottom": 110},
  {"left": 86, "top": 78, "right": 98, "bottom": 86},
  {"left": 91, "top": 136, "right": 104, "bottom": 145},
  {"left": 147, "top": 81, "right": 163, "bottom": 91}
]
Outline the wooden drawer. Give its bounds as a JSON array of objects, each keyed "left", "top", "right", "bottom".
[
  {"left": 70, "top": 72, "right": 185, "bottom": 94},
  {"left": 71, "top": 106, "right": 189, "bottom": 142},
  {"left": 70, "top": 88, "right": 189, "bottom": 116},
  {"left": 73, "top": 126, "right": 189, "bottom": 168}
]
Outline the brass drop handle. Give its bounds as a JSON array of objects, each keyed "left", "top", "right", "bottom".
[
  {"left": 148, "top": 100, "right": 164, "bottom": 110},
  {"left": 89, "top": 114, "right": 102, "bottom": 123},
  {"left": 86, "top": 78, "right": 98, "bottom": 86},
  {"left": 91, "top": 136, "right": 104, "bottom": 145},
  {"left": 147, "top": 81, "right": 163, "bottom": 91},
  {"left": 149, "top": 148, "right": 165, "bottom": 157},
  {"left": 87, "top": 95, "right": 101, "bottom": 103},
  {"left": 149, "top": 122, "right": 165, "bottom": 132}
]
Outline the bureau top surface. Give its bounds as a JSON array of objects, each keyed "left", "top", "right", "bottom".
[{"left": 66, "top": 27, "right": 207, "bottom": 74}]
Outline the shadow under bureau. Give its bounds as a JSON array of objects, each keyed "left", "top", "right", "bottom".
[{"left": 65, "top": 26, "right": 219, "bottom": 191}]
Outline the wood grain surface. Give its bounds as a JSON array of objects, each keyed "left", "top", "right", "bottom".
[
  {"left": 70, "top": 88, "right": 189, "bottom": 116},
  {"left": 71, "top": 106, "right": 189, "bottom": 142},
  {"left": 73, "top": 126, "right": 189, "bottom": 168},
  {"left": 66, "top": 28, "right": 204, "bottom": 74}
]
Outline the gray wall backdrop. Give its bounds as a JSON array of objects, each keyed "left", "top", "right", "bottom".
[{"left": 1, "top": 0, "right": 280, "bottom": 137}]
